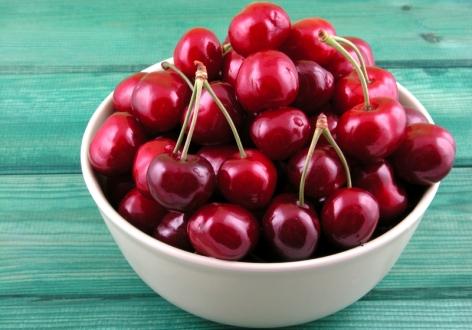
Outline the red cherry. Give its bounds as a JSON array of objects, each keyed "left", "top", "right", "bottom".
[
  {"left": 337, "top": 97, "right": 407, "bottom": 161},
  {"left": 294, "top": 60, "right": 335, "bottom": 114},
  {"left": 354, "top": 160, "right": 408, "bottom": 222},
  {"left": 132, "top": 71, "right": 191, "bottom": 133},
  {"left": 197, "top": 145, "right": 238, "bottom": 175},
  {"left": 147, "top": 153, "right": 215, "bottom": 211},
  {"left": 288, "top": 146, "right": 346, "bottom": 199},
  {"left": 188, "top": 203, "right": 259, "bottom": 260},
  {"left": 334, "top": 66, "right": 398, "bottom": 114},
  {"left": 263, "top": 194, "right": 320, "bottom": 261},
  {"left": 228, "top": 2, "right": 290, "bottom": 57},
  {"left": 321, "top": 188, "right": 379, "bottom": 249},
  {"left": 405, "top": 107, "right": 429, "bottom": 125},
  {"left": 182, "top": 82, "right": 243, "bottom": 145},
  {"left": 89, "top": 112, "right": 146, "bottom": 175},
  {"left": 103, "top": 175, "right": 134, "bottom": 207},
  {"left": 392, "top": 123, "right": 455, "bottom": 185},
  {"left": 132, "top": 137, "right": 176, "bottom": 196},
  {"left": 235, "top": 50, "right": 299, "bottom": 113},
  {"left": 153, "top": 211, "right": 192, "bottom": 251},
  {"left": 222, "top": 50, "right": 244, "bottom": 87},
  {"left": 218, "top": 149, "right": 277, "bottom": 210},
  {"left": 112, "top": 72, "right": 146, "bottom": 112},
  {"left": 250, "top": 107, "right": 310, "bottom": 160},
  {"left": 174, "top": 27, "right": 223, "bottom": 80},
  {"left": 282, "top": 18, "right": 336, "bottom": 66},
  {"left": 118, "top": 188, "right": 166, "bottom": 234}
]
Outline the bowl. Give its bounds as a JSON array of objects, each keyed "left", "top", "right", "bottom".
[{"left": 81, "top": 59, "right": 439, "bottom": 328}]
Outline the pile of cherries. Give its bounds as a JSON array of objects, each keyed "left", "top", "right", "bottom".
[{"left": 89, "top": 2, "right": 456, "bottom": 262}]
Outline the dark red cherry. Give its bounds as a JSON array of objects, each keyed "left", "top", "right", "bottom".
[
  {"left": 392, "top": 123, "right": 455, "bottom": 185},
  {"left": 288, "top": 146, "right": 346, "bottom": 199},
  {"left": 405, "top": 107, "right": 429, "bottom": 125},
  {"left": 337, "top": 97, "right": 407, "bottom": 161},
  {"left": 188, "top": 203, "right": 259, "bottom": 260},
  {"left": 354, "top": 160, "right": 408, "bottom": 222},
  {"left": 334, "top": 66, "right": 398, "bottom": 114},
  {"left": 263, "top": 194, "right": 320, "bottom": 261},
  {"left": 235, "top": 50, "right": 299, "bottom": 113},
  {"left": 103, "top": 175, "right": 134, "bottom": 207},
  {"left": 182, "top": 82, "right": 243, "bottom": 145},
  {"left": 282, "top": 18, "right": 336, "bottom": 66},
  {"left": 250, "top": 107, "right": 311, "bottom": 160},
  {"left": 118, "top": 188, "right": 166, "bottom": 234},
  {"left": 153, "top": 211, "right": 192, "bottom": 251},
  {"left": 112, "top": 72, "right": 146, "bottom": 112},
  {"left": 325, "top": 37, "right": 375, "bottom": 79},
  {"left": 222, "top": 50, "right": 244, "bottom": 87},
  {"left": 89, "top": 112, "right": 146, "bottom": 175},
  {"left": 197, "top": 145, "right": 238, "bottom": 175},
  {"left": 174, "top": 27, "right": 223, "bottom": 80},
  {"left": 218, "top": 149, "right": 277, "bottom": 210},
  {"left": 132, "top": 71, "right": 191, "bottom": 133},
  {"left": 228, "top": 2, "right": 290, "bottom": 56},
  {"left": 147, "top": 153, "right": 215, "bottom": 211},
  {"left": 132, "top": 137, "right": 176, "bottom": 196},
  {"left": 321, "top": 188, "right": 379, "bottom": 248}
]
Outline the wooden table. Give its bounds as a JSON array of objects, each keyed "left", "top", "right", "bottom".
[{"left": 1, "top": 1, "right": 471, "bottom": 328}]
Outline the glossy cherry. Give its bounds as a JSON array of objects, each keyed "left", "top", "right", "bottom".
[
  {"left": 405, "top": 107, "right": 429, "bottom": 125},
  {"left": 250, "top": 106, "right": 311, "bottom": 160},
  {"left": 282, "top": 18, "right": 336, "bottom": 66},
  {"left": 89, "top": 112, "right": 146, "bottom": 175},
  {"left": 174, "top": 27, "right": 223, "bottom": 80},
  {"left": 153, "top": 211, "right": 192, "bottom": 251},
  {"left": 188, "top": 203, "right": 259, "bottom": 260},
  {"left": 228, "top": 2, "right": 290, "bottom": 56},
  {"left": 112, "top": 72, "right": 146, "bottom": 112},
  {"left": 337, "top": 97, "right": 407, "bottom": 161},
  {"left": 147, "top": 153, "right": 215, "bottom": 211},
  {"left": 294, "top": 60, "right": 335, "bottom": 114},
  {"left": 132, "top": 137, "right": 176, "bottom": 196},
  {"left": 321, "top": 188, "right": 379, "bottom": 249},
  {"left": 222, "top": 50, "right": 244, "bottom": 87},
  {"left": 132, "top": 71, "right": 191, "bottom": 132},
  {"left": 263, "top": 194, "right": 320, "bottom": 261},
  {"left": 235, "top": 50, "right": 299, "bottom": 113},
  {"left": 392, "top": 123, "right": 455, "bottom": 185},
  {"left": 197, "top": 145, "right": 238, "bottom": 175},
  {"left": 218, "top": 149, "right": 277, "bottom": 210},
  {"left": 118, "top": 188, "right": 167, "bottom": 234},
  {"left": 353, "top": 160, "right": 408, "bottom": 222}
]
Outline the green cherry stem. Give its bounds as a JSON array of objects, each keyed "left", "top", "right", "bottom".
[
  {"left": 332, "top": 36, "right": 370, "bottom": 84},
  {"left": 322, "top": 124, "right": 352, "bottom": 189},
  {"left": 319, "top": 30, "right": 371, "bottom": 111},
  {"left": 222, "top": 43, "right": 232, "bottom": 56},
  {"left": 172, "top": 82, "right": 197, "bottom": 155},
  {"left": 161, "top": 61, "right": 194, "bottom": 90}
]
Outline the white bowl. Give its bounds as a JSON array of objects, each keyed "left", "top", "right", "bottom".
[{"left": 81, "top": 59, "right": 439, "bottom": 328}]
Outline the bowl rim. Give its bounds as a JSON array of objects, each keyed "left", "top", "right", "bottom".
[{"left": 81, "top": 59, "right": 439, "bottom": 273}]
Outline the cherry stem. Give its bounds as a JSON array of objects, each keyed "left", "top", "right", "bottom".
[
  {"left": 172, "top": 83, "right": 197, "bottom": 155},
  {"left": 202, "top": 80, "right": 247, "bottom": 159},
  {"left": 332, "top": 36, "right": 370, "bottom": 84},
  {"left": 222, "top": 43, "right": 232, "bottom": 56},
  {"left": 319, "top": 30, "right": 371, "bottom": 110},
  {"left": 322, "top": 127, "right": 352, "bottom": 189},
  {"left": 161, "top": 61, "right": 194, "bottom": 90}
]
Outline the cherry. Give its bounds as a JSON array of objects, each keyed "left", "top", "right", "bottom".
[
  {"left": 392, "top": 123, "right": 455, "bottom": 185},
  {"left": 222, "top": 50, "right": 244, "bottom": 87},
  {"left": 89, "top": 112, "right": 146, "bottom": 175},
  {"left": 188, "top": 203, "right": 259, "bottom": 260},
  {"left": 353, "top": 160, "right": 408, "bottom": 222},
  {"left": 235, "top": 50, "right": 299, "bottom": 113},
  {"left": 131, "top": 71, "right": 191, "bottom": 133},
  {"left": 250, "top": 106, "right": 311, "bottom": 160},
  {"left": 153, "top": 211, "right": 192, "bottom": 251},
  {"left": 321, "top": 188, "right": 379, "bottom": 248},
  {"left": 112, "top": 72, "right": 146, "bottom": 112},
  {"left": 132, "top": 137, "right": 176, "bottom": 196},
  {"left": 282, "top": 18, "right": 336, "bottom": 66},
  {"left": 174, "top": 27, "right": 223, "bottom": 80},
  {"left": 103, "top": 175, "right": 134, "bottom": 207},
  {"left": 294, "top": 60, "right": 335, "bottom": 114},
  {"left": 218, "top": 149, "right": 277, "bottom": 210},
  {"left": 197, "top": 145, "right": 238, "bottom": 175},
  {"left": 228, "top": 2, "right": 290, "bottom": 56},
  {"left": 118, "top": 188, "right": 167, "bottom": 234},
  {"left": 263, "top": 194, "right": 320, "bottom": 261},
  {"left": 405, "top": 107, "right": 429, "bottom": 125}
]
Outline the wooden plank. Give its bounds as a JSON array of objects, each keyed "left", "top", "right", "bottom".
[{"left": 0, "top": 0, "right": 471, "bottom": 70}]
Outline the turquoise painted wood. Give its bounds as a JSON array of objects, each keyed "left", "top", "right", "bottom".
[{"left": 1, "top": 0, "right": 471, "bottom": 328}]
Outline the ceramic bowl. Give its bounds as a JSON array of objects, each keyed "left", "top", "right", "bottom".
[{"left": 81, "top": 59, "right": 439, "bottom": 328}]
